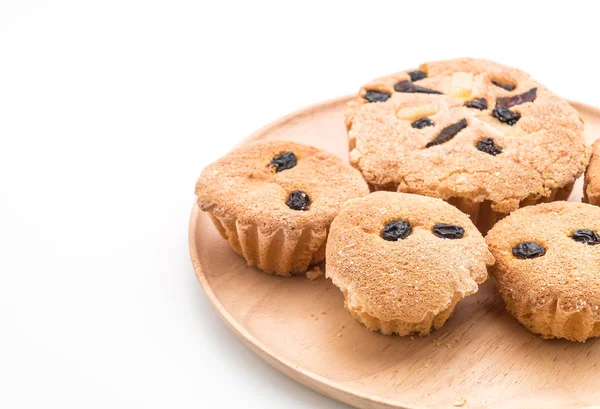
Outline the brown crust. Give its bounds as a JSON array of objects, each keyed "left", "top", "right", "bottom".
[
  {"left": 584, "top": 139, "right": 600, "bottom": 205},
  {"left": 345, "top": 58, "right": 590, "bottom": 215},
  {"left": 195, "top": 140, "right": 369, "bottom": 275},
  {"left": 326, "top": 192, "right": 494, "bottom": 335},
  {"left": 486, "top": 201, "right": 600, "bottom": 341}
]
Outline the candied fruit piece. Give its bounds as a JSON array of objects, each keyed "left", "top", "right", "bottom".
[
  {"left": 286, "top": 190, "right": 310, "bottom": 211},
  {"left": 492, "top": 107, "right": 520, "bottom": 126},
  {"left": 408, "top": 70, "right": 427, "bottom": 82},
  {"left": 465, "top": 98, "right": 488, "bottom": 110},
  {"left": 425, "top": 119, "right": 468, "bottom": 148},
  {"left": 571, "top": 229, "right": 600, "bottom": 245},
  {"left": 382, "top": 220, "right": 412, "bottom": 241},
  {"left": 496, "top": 88, "right": 537, "bottom": 109},
  {"left": 432, "top": 223, "right": 464, "bottom": 239},
  {"left": 492, "top": 80, "right": 516, "bottom": 91},
  {"left": 364, "top": 90, "right": 391, "bottom": 103},
  {"left": 411, "top": 117, "right": 434, "bottom": 129},
  {"left": 270, "top": 151, "right": 297, "bottom": 172},
  {"left": 476, "top": 138, "right": 502, "bottom": 156},
  {"left": 512, "top": 242, "right": 546, "bottom": 259},
  {"left": 394, "top": 81, "right": 442, "bottom": 95}
]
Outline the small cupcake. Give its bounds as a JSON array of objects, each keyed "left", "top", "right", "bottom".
[
  {"left": 345, "top": 58, "right": 590, "bottom": 232},
  {"left": 326, "top": 192, "right": 494, "bottom": 336},
  {"left": 195, "top": 140, "right": 369, "bottom": 276},
  {"left": 584, "top": 139, "right": 600, "bottom": 205},
  {"left": 486, "top": 201, "right": 600, "bottom": 342}
]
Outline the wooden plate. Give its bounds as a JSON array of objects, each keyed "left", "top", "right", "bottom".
[{"left": 189, "top": 96, "right": 600, "bottom": 409}]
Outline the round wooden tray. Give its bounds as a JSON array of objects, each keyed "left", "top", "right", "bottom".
[{"left": 189, "top": 96, "right": 600, "bottom": 409}]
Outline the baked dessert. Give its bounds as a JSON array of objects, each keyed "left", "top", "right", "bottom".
[
  {"left": 486, "top": 201, "right": 600, "bottom": 342},
  {"left": 195, "top": 140, "right": 369, "bottom": 276},
  {"left": 345, "top": 58, "right": 590, "bottom": 232},
  {"left": 584, "top": 139, "right": 600, "bottom": 205},
  {"left": 326, "top": 191, "right": 494, "bottom": 336}
]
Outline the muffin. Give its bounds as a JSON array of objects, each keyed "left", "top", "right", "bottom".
[
  {"left": 326, "top": 192, "right": 494, "bottom": 336},
  {"left": 195, "top": 140, "right": 369, "bottom": 276},
  {"left": 486, "top": 201, "right": 600, "bottom": 342},
  {"left": 584, "top": 139, "right": 600, "bottom": 205},
  {"left": 345, "top": 58, "right": 590, "bottom": 232}
]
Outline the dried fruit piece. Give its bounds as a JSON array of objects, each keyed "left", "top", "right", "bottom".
[
  {"left": 269, "top": 151, "right": 297, "bottom": 172},
  {"left": 492, "top": 80, "right": 516, "bottom": 91},
  {"left": 432, "top": 223, "right": 465, "bottom": 239},
  {"left": 425, "top": 119, "right": 468, "bottom": 148},
  {"left": 286, "top": 190, "right": 310, "bottom": 211},
  {"left": 512, "top": 242, "right": 546, "bottom": 259},
  {"left": 464, "top": 98, "right": 488, "bottom": 110},
  {"left": 394, "top": 81, "right": 442, "bottom": 95},
  {"left": 411, "top": 117, "right": 434, "bottom": 129},
  {"left": 492, "top": 107, "right": 521, "bottom": 126},
  {"left": 382, "top": 220, "right": 412, "bottom": 241},
  {"left": 364, "top": 90, "right": 391, "bottom": 103},
  {"left": 571, "top": 229, "right": 600, "bottom": 245},
  {"left": 496, "top": 88, "right": 537, "bottom": 109},
  {"left": 476, "top": 138, "right": 502, "bottom": 156},
  {"left": 408, "top": 70, "right": 427, "bottom": 82}
]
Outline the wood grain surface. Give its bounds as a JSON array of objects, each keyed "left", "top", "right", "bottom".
[{"left": 189, "top": 96, "right": 600, "bottom": 409}]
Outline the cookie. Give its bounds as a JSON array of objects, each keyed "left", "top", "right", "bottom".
[
  {"left": 326, "top": 192, "right": 494, "bottom": 336},
  {"left": 584, "top": 139, "right": 600, "bottom": 205},
  {"left": 195, "top": 140, "right": 369, "bottom": 276},
  {"left": 345, "top": 58, "right": 590, "bottom": 232},
  {"left": 486, "top": 201, "right": 600, "bottom": 342}
]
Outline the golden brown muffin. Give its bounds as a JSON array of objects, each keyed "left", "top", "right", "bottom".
[
  {"left": 584, "top": 139, "right": 600, "bottom": 205},
  {"left": 345, "top": 58, "right": 590, "bottom": 233},
  {"left": 486, "top": 201, "right": 600, "bottom": 342},
  {"left": 195, "top": 140, "right": 369, "bottom": 276},
  {"left": 326, "top": 192, "right": 494, "bottom": 336}
]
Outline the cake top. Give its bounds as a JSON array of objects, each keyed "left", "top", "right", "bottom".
[
  {"left": 345, "top": 58, "right": 590, "bottom": 213},
  {"left": 326, "top": 192, "right": 493, "bottom": 323},
  {"left": 195, "top": 140, "right": 369, "bottom": 234},
  {"left": 486, "top": 201, "right": 600, "bottom": 319},
  {"left": 584, "top": 139, "right": 600, "bottom": 205}
]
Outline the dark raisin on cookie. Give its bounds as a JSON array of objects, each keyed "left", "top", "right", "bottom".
[
  {"left": 286, "top": 190, "right": 310, "bottom": 211},
  {"left": 464, "top": 98, "right": 488, "bottom": 110},
  {"left": 476, "top": 138, "right": 502, "bottom": 156},
  {"left": 432, "top": 223, "right": 465, "bottom": 239},
  {"left": 571, "top": 229, "right": 600, "bottom": 245},
  {"left": 382, "top": 220, "right": 412, "bottom": 241},
  {"left": 408, "top": 70, "right": 427, "bottom": 82},
  {"left": 496, "top": 88, "right": 537, "bottom": 109},
  {"left": 492, "top": 80, "right": 516, "bottom": 91},
  {"left": 425, "top": 119, "right": 468, "bottom": 148},
  {"left": 411, "top": 117, "right": 434, "bottom": 129},
  {"left": 492, "top": 107, "right": 521, "bottom": 126},
  {"left": 270, "top": 151, "right": 297, "bottom": 172},
  {"left": 394, "top": 81, "right": 443, "bottom": 95},
  {"left": 364, "top": 90, "right": 391, "bottom": 103},
  {"left": 512, "top": 241, "right": 546, "bottom": 259}
]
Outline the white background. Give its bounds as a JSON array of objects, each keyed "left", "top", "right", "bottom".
[{"left": 1, "top": 1, "right": 598, "bottom": 408}]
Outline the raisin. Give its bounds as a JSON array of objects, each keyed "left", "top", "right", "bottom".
[
  {"left": 411, "top": 117, "right": 434, "bottom": 129},
  {"left": 286, "top": 190, "right": 310, "bottom": 211},
  {"left": 425, "top": 119, "right": 468, "bottom": 148},
  {"left": 492, "top": 107, "right": 521, "bottom": 126},
  {"left": 571, "top": 229, "right": 600, "bottom": 245},
  {"left": 492, "top": 80, "right": 516, "bottom": 91},
  {"left": 512, "top": 242, "right": 546, "bottom": 259},
  {"left": 394, "top": 81, "right": 442, "bottom": 95},
  {"left": 270, "top": 151, "right": 297, "bottom": 172},
  {"left": 465, "top": 98, "right": 488, "bottom": 110},
  {"left": 476, "top": 138, "right": 502, "bottom": 156},
  {"left": 382, "top": 220, "right": 412, "bottom": 241},
  {"left": 408, "top": 70, "right": 427, "bottom": 82},
  {"left": 432, "top": 223, "right": 465, "bottom": 239},
  {"left": 496, "top": 88, "right": 537, "bottom": 109},
  {"left": 364, "top": 90, "right": 391, "bottom": 103}
]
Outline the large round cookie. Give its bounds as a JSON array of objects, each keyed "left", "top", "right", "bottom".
[
  {"left": 345, "top": 58, "right": 590, "bottom": 232},
  {"left": 486, "top": 201, "right": 600, "bottom": 342},
  {"left": 326, "top": 191, "right": 494, "bottom": 336}
]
